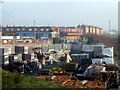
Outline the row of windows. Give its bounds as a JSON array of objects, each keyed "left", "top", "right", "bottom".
[
  {"left": 5, "top": 28, "right": 50, "bottom": 32},
  {"left": 20, "top": 33, "right": 49, "bottom": 37}
]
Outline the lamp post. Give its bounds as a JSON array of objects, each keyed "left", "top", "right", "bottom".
[{"left": 34, "top": 20, "right": 36, "bottom": 47}]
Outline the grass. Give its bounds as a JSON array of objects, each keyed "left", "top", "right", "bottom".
[{"left": 1, "top": 68, "right": 67, "bottom": 88}]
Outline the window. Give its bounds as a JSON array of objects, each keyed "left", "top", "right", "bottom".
[
  {"left": 29, "top": 28, "right": 32, "bottom": 31},
  {"left": 22, "top": 28, "right": 25, "bottom": 31},
  {"left": 41, "top": 28, "right": 43, "bottom": 31},
  {"left": 11, "top": 28, "right": 14, "bottom": 31},
  {"left": 35, "top": 28, "right": 37, "bottom": 31},
  {"left": 46, "top": 28, "right": 49, "bottom": 31},
  {"left": 17, "top": 28, "right": 20, "bottom": 31},
  {"left": 6, "top": 28, "right": 9, "bottom": 31}
]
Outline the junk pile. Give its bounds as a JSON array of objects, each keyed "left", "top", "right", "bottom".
[
  {"left": 1, "top": 46, "right": 43, "bottom": 73},
  {"left": 37, "top": 44, "right": 119, "bottom": 88},
  {"left": 37, "top": 74, "right": 105, "bottom": 88},
  {"left": 49, "top": 67, "right": 65, "bottom": 75},
  {"left": 1, "top": 43, "right": 119, "bottom": 88}
]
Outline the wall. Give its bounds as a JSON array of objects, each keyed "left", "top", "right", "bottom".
[{"left": 35, "top": 44, "right": 81, "bottom": 52}]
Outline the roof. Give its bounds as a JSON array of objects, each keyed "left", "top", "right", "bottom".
[
  {"left": 82, "top": 45, "right": 94, "bottom": 51},
  {"left": 71, "top": 53, "right": 89, "bottom": 56}
]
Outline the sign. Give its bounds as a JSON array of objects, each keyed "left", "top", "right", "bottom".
[{"left": 67, "top": 33, "right": 82, "bottom": 36}]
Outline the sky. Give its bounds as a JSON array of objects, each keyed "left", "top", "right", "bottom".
[{"left": 1, "top": 0, "right": 119, "bottom": 32}]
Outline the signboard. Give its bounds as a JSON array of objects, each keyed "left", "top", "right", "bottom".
[{"left": 67, "top": 33, "right": 82, "bottom": 36}]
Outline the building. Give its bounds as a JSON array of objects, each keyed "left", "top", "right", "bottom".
[
  {"left": 59, "top": 27, "right": 83, "bottom": 42},
  {"left": 2, "top": 26, "right": 59, "bottom": 43},
  {"left": 77, "top": 24, "right": 103, "bottom": 35},
  {"left": 77, "top": 24, "right": 89, "bottom": 35}
]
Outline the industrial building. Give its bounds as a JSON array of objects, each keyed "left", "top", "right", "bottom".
[{"left": 1, "top": 26, "right": 59, "bottom": 43}]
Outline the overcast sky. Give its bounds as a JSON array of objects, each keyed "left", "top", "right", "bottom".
[{"left": 1, "top": 0, "right": 118, "bottom": 32}]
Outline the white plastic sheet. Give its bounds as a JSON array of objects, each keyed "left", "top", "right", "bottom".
[
  {"left": 103, "top": 47, "right": 113, "bottom": 57},
  {"left": 92, "top": 59, "right": 103, "bottom": 65},
  {"left": 103, "top": 58, "right": 114, "bottom": 64}
]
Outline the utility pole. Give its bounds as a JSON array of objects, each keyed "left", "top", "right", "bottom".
[
  {"left": 109, "top": 20, "right": 111, "bottom": 35},
  {"left": 34, "top": 20, "right": 36, "bottom": 47}
]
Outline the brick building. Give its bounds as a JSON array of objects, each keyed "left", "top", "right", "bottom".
[
  {"left": 77, "top": 24, "right": 103, "bottom": 35},
  {"left": 59, "top": 27, "right": 83, "bottom": 42}
]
